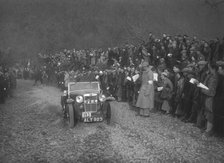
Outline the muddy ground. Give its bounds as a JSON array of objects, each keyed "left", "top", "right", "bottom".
[{"left": 0, "top": 80, "right": 224, "bottom": 163}]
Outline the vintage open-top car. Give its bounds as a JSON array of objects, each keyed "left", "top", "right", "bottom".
[{"left": 61, "top": 81, "right": 113, "bottom": 128}]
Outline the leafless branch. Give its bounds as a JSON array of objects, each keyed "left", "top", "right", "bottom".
[
  {"left": 204, "top": 0, "right": 224, "bottom": 8},
  {"left": 122, "top": 16, "right": 147, "bottom": 45}
]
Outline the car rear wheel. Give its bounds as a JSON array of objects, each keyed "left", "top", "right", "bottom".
[{"left": 68, "top": 104, "right": 75, "bottom": 128}]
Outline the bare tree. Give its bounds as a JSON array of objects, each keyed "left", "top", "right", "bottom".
[
  {"left": 204, "top": 0, "right": 224, "bottom": 8},
  {"left": 122, "top": 13, "right": 150, "bottom": 45}
]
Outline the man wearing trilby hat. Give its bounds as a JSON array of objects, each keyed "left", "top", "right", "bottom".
[{"left": 135, "top": 61, "right": 154, "bottom": 117}]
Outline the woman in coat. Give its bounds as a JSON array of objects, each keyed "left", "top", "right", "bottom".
[
  {"left": 136, "top": 61, "right": 154, "bottom": 117},
  {"left": 160, "top": 72, "right": 174, "bottom": 114},
  {"left": 213, "top": 62, "right": 224, "bottom": 136},
  {"left": 196, "top": 62, "right": 218, "bottom": 136},
  {"left": 174, "top": 72, "right": 185, "bottom": 117},
  {"left": 133, "top": 69, "right": 141, "bottom": 106},
  {"left": 116, "top": 68, "right": 125, "bottom": 102}
]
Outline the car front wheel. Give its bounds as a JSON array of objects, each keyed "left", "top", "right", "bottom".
[
  {"left": 102, "top": 101, "right": 111, "bottom": 124},
  {"left": 68, "top": 104, "right": 76, "bottom": 128}
]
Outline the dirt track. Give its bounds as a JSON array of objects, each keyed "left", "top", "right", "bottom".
[{"left": 0, "top": 80, "right": 224, "bottom": 163}]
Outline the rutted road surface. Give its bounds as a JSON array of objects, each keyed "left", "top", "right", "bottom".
[{"left": 0, "top": 80, "right": 224, "bottom": 163}]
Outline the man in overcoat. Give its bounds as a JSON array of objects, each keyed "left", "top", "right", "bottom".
[
  {"left": 196, "top": 62, "right": 218, "bottom": 136},
  {"left": 136, "top": 61, "right": 154, "bottom": 117}
]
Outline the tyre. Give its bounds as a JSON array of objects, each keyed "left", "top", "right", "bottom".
[
  {"left": 68, "top": 104, "right": 75, "bottom": 128},
  {"left": 61, "top": 96, "right": 64, "bottom": 108},
  {"left": 104, "top": 101, "right": 111, "bottom": 125}
]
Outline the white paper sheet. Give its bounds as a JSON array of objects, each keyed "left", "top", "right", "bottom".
[
  {"left": 157, "top": 87, "right": 163, "bottom": 91},
  {"left": 189, "top": 78, "right": 197, "bottom": 84},
  {"left": 126, "top": 76, "right": 132, "bottom": 81},
  {"left": 132, "top": 74, "right": 140, "bottom": 82},
  {"left": 148, "top": 80, "right": 153, "bottom": 84},
  {"left": 197, "top": 83, "right": 209, "bottom": 90},
  {"left": 153, "top": 73, "right": 158, "bottom": 81}
]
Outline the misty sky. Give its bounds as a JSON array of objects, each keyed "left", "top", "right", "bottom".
[{"left": 0, "top": 0, "right": 223, "bottom": 60}]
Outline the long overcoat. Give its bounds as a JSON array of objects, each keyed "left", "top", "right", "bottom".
[
  {"left": 213, "top": 74, "right": 224, "bottom": 134},
  {"left": 160, "top": 76, "right": 173, "bottom": 112},
  {"left": 201, "top": 72, "right": 218, "bottom": 122},
  {"left": 136, "top": 68, "right": 154, "bottom": 109}
]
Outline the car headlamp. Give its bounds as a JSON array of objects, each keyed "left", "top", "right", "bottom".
[
  {"left": 99, "top": 94, "right": 106, "bottom": 102},
  {"left": 76, "top": 96, "right": 83, "bottom": 103},
  {"left": 63, "top": 90, "right": 67, "bottom": 96}
]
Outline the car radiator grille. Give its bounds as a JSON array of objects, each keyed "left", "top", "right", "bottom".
[{"left": 84, "top": 95, "right": 98, "bottom": 112}]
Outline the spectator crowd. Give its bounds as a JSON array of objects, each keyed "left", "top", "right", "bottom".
[
  {"left": 3, "top": 32, "right": 224, "bottom": 137},
  {"left": 36, "top": 33, "right": 224, "bottom": 137},
  {"left": 0, "top": 66, "right": 17, "bottom": 104}
]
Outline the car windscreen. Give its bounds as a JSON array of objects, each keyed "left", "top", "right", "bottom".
[{"left": 69, "top": 82, "right": 99, "bottom": 91}]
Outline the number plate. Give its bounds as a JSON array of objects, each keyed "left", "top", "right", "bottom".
[
  {"left": 82, "top": 112, "right": 91, "bottom": 118},
  {"left": 83, "top": 117, "right": 103, "bottom": 122}
]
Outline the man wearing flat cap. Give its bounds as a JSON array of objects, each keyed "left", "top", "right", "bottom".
[
  {"left": 185, "top": 60, "right": 208, "bottom": 124},
  {"left": 136, "top": 61, "right": 154, "bottom": 117},
  {"left": 213, "top": 60, "right": 224, "bottom": 135}
]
